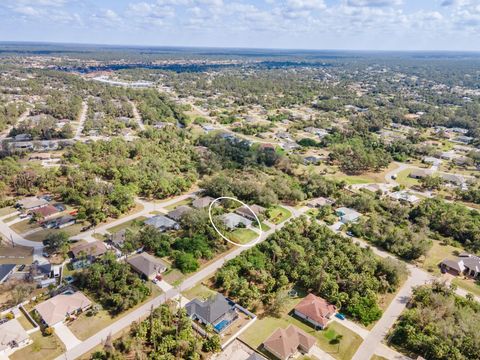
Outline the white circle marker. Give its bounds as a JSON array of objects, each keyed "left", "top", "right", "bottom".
[{"left": 208, "top": 196, "right": 263, "bottom": 248}]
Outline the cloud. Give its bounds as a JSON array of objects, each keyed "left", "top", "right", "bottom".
[
  {"left": 286, "top": 0, "right": 326, "bottom": 10},
  {"left": 347, "top": 0, "right": 402, "bottom": 7}
]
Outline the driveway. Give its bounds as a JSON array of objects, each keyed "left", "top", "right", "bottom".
[
  {"left": 54, "top": 323, "right": 82, "bottom": 350},
  {"left": 309, "top": 345, "right": 336, "bottom": 360}
]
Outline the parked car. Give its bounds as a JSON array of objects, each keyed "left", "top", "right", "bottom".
[{"left": 335, "top": 313, "right": 346, "bottom": 320}]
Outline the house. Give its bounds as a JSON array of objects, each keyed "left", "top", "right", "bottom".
[
  {"left": 192, "top": 196, "right": 215, "bottom": 209},
  {"left": 439, "top": 173, "right": 465, "bottom": 186},
  {"left": 440, "top": 253, "right": 480, "bottom": 278},
  {"left": 202, "top": 124, "right": 216, "bottom": 132},
  {"left": 14, "top": 133, "right": 32, "bottom": 141},
  {"left": 186, "top": 293, "right": 238, "bottom": 333},
  {"left": 281, "top": 142, "right": 300, "bottom": 151},
  {"left": 16, "top": 196, "right": 49, "bottom": 211},
  {"left": 422, "top": 156, "right": 442, "bottom": 166},
  {"left": 34, "top": 291, "right": 92, "bottom": 327},
  {"left": 0, "top": 264, "right": 15, "bottom": 284},
  {"left": 235, "top": 204, "right": 266, "bottom": 221},
  {"left": 0, "top": 319, "right": 31, "bottom": 356},
  {"left": 409, "top": 169, "right": 433, "bottom": 179},
  {"left": 43, "top": 215, "right": 76, "bottom": 229},
  {"left": 221, "top": 213, "right": 252, "bottom": 230},
  {"left": 307, "top": 197, "right": 334, "bottom": 208},
  {"left": 30, "top": 204, "right": 59, "bottom": 220},
  {"left": 166, "top": 205, "right": 192, "bottom": 222},
  {"left": 388, "top": 191, "right": 420, "bottom": 204},
  {"left": 110, "top": 229, "right": 127, "bottom": 248},
  {"left": 29, "top": 261, "right": 61, "bottom": 282},
  {"left": 439, "top": 151, "right": 457, "bottom": 161},
  {"left": 336, "top": 207, "right": 361, "bottom": 223},
  {"left": 127, "top": 252, "right": 168, "bottom": 280},
  {"left": 70, "top": 241, "right": 108, "bottom": 260},
  {"left": 262, "top": 325, "right": 316, "bottom": 360},
  {"left": 144, "top": 215, "right": 179, "bottom": 232},
  {"left": 294, "top": 293, "right": 337, "bottom": 329}
]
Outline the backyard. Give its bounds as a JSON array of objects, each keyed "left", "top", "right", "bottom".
[
  {"left": 229, "top": 228, "right": 259, "bottom": 245},
  {"left": 10, "top": 331, "right": 65, "bottom": 360}
]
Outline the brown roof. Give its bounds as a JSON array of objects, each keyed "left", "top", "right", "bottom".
[
  {"left": 31, "top": 204, "right": 59, "bottom": 218},
  {"left": 71, "top": 241, "right": 108, "bottom": 258},
  {"left": 263, "top": 325, "right": 316, "bottom": 360},
  {"left": 192, "top": 196, "right": 215, "bottom": 209},
  {"left": 235, "top": 204, "right": 265, "bottom": 218},
  {"left": 294, "top": 293, "right": 337, "bottom": 328},
  {"left": 127, "top": 252, "right": 168, "bottom": 279},
  {"left": 35, "top": 291, "right": 92, "bottom": 326}
]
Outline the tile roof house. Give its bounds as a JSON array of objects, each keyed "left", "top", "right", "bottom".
[
  {"left": 441, "top": 253, "right": 480, "bottom": 278},
  {"left": 235, "top": 204, "right": 266, "bottom": 221},
  {"left": 30, "top": 204, "right": 59, "bottom": 219},
  {"left": 127, "top": 252, "right": 168, "bottom": 280},
  {"left": 70, "top": 241, "right": 108, "bottom": 259},
  {"left": 34, "top": 291, "right": 92, "bottom": 327},
  {"left": 307, "top": 197, "right": 334, "bottom": 208},
  {"left": 221, "top": 213, "right": 252, "bottom": 230},
  {"left": 144, "top": 215, "right": 179, "bottom": 232},
  {"left": 0, "top": 319, "right": 31, "bottom": 356},
  {"left": 166, "top": 205, "right": 192, "bottom": 221},
  {"left": 294, "top": 293, "right": 337, "bottom": 329},
  {"left": 263, "top": 325, "right": 316, "bottom": 360},
  {"left": 192, "top": 196, "right": 215, "bottom": 209},
  {"left": 186, "top": 293, "right": 238, "bottom": 333}
]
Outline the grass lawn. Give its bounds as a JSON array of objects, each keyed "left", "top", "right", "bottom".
[
  {"left": 182, "top": 282, "right": 216, "bottom": 300},
  {"left": 164, "top": 198, "right": 193, "bottom": 211},
  {"left": 260, "top": 222, "right": 271, "bottom": 231},
  {"left": 25, "top": 223, "right": 85, "bottom": 242},
  {"left": 396, "top": 169, "right": 420, "bottom": 188},
  {"left": 452, "top": 278, "right": 480, "bottom": 297},
  {"left": 68, "top": 285, "right": 162, "bottom": 341},
  {"left": 333, "top": 175, "right": 371, "bottom": 185},
  {"left": 11, "top": 219, "right": 39, "bottom": 234},
  {"left": 17, "top": 314, "right": 36, "bottom": 330},
  {"left": 229, "top": 228, "right": 259, "bottom": 245},
  {"left": 0, "top": 206, "right": 16, "bottom": 217},
  {"left": 10, "top": 331, "right": 65, "bottom": 360},
  {"left": 163, "top": 268, "right": 185, "bottom": 286},
  {"left": 267, "top": 206, "right": 292, "bottom": 225},
  {"left": 4, "top": 214, "right": 18, "bottom": 223},
  {"left": 106, "top": 216, "right": 147, "bottom": 234},
  {"left": 240, "top": 314, "right": 362, "bottom": 360},
  {"left": 421, "top": 240, "right": 459, "bottom": 274}
]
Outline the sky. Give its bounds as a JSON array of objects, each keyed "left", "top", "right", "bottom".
[{"left": 0, "top": 0, "right": 479, "bottom": 51}]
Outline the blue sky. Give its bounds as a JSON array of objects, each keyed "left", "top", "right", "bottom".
[{"left": 1, "top": 0, "right": 479, "bottom": 51}]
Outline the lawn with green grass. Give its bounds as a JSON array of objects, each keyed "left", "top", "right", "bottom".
[
  {"left": 25, "top": 223, "right": 85, "bottom": 242},
  {"left": 267, "top": 206, "right": 292, "bottom": 224},
  {"left": 182, "top": 283, "right": 216, "bottom": 300},
  {"left": 240, "top": 314, "right": 362, "bottom": 360},
  {"left": 10, "top": 331, "right": 65, "bottom": 360},
  {"left": 395, "top": 169, "right": 420, "bottom": 187},
  {"left": 10, "top": 219, "right": 39, "bottom": 234},
  {"left": 106, "top": 216, "right": 147, "bottom": 234},
  {"left": 422, "top": 240, "right": 459, "bottom": 274},
  {"left": 164, "top": 198, "right": 193, "bottom": 211},
  {"left": 452, "top": 278, "right": 480, "bottom": 297},
  {"left": 260, "top": 222, "right": 271, "bottom": 231},
  {"left": 229, "top": 228, "right": 258, "bottom": 244}
]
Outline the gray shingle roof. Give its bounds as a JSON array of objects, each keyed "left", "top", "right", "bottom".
[
  {"left": 144, "top": 215, "right": 179, "bottom": 231},
  {"left": 186, "top": 293, "right": 234, "bottom": 324}
]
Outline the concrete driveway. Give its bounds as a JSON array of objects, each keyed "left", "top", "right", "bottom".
[{"left": 54, "top": 323, "right": 81, "bottom": 350}]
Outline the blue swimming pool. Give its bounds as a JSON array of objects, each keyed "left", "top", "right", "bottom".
[{"left": 214, "top": 319, "right": 230, "bottom": 332}]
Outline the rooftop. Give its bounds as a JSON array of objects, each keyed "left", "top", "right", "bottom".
[
  {"left": 294, "top": 293, "right": 337, "bottom": 328},
  {"left": 263, "top": 324, "right": 316, "bottom": 360},
  {"left": 127, "top": 252, "right": 168, "bottom": 278},
  {"left": 186, "top": 293, "right": 234, "bottom": 324},
  {"left": 35, "top": 291, "right": 92, "bottom": 326}
]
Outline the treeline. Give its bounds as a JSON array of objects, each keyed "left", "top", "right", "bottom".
[
  {"left": 132, "top": 89, "right": 188, "bottom": 126},
  {"left": 215, "top": 217, "right": 407, "bottom": 325},
  {"left": 390, "top": 283, "right": 480, "bottom": 360},
  {"left": 33, "top": 92, "right": 83, "bottom": 120},
  {"left": 76, "top": 253, "right": 151, "bottom": 315},
  {"left": 83, "top": 96, "right": 136, "bottom": 136},
  {"left": 410, "top": 198, "right": 480, "bottom": 252},
  {"left": 91, "top": 303, "right": 221, "bottom": 360},
  {"left": 9, "top": 115, "right": 73, "bottom": 140},
  {"left": 0, "top": 101, "right": 27, "bottom": 131}
]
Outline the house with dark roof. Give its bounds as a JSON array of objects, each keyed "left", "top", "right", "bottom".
[
  {"left": 110, "top": 229, "right": 127, "bottom": 248},
  {"left": 440, "top": 253, "right": 480, "bottom": 278},
  {"left": 235, "top": 204, "right": 266, "bottom": 221},
  {"left": 262, "top": 325, "right": 316, "bottom": 360},
  {"left": 166, "top": 205, "right": 192, "bottom": 222},
  {"left": 186, "top": 293, "right": 238, "bottom": 333},
  {"left": 144, "top": 215, "right": 179, "bottom": 232},
  {"left": 127, "top": 252, "right": 168, "bottom": 280},
  {"left": 192, "top": 196, "right": 215, "bottom": 209},
  {"left": 294, "top": 293, "right": 337, "bottom": 329}
]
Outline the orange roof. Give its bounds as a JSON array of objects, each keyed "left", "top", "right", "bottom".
[
  {"left": 263, "top": 325, "right": 316, "bottom": 360},
  {"left": 294, "top": 293, "right": 337, "bottom": 327}
]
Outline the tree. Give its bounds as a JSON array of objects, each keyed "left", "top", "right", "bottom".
[
  {"left": 45, "top": 231, "right": 70, "bottom": 254},
  {"left": 173, "top": 252, "right": 199, "bottom": 273}
]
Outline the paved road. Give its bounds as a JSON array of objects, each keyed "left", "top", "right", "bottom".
[
  {"left": 0, "top": 216, "right": 43, "bottom": 248},
  {"left": 55, "top": 206, "right": 309, "bottom": 360},
  {"left": 352, "top": 268, "right": 431, "bottom": 360}
]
